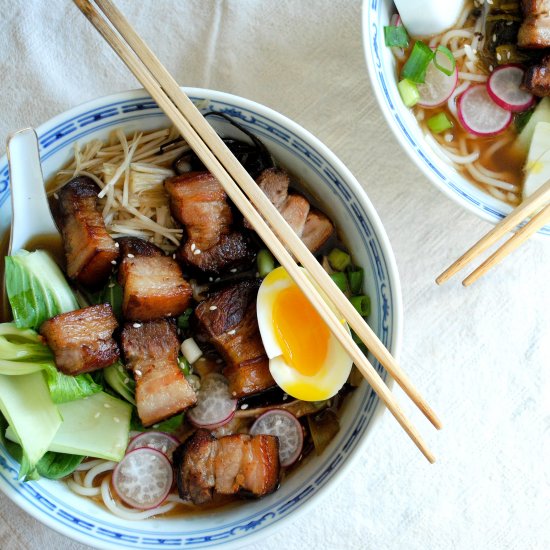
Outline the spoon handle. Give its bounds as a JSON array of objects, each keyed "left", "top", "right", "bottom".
[{"left": 7, "top": 128, "right": 59, "bottom": 254}]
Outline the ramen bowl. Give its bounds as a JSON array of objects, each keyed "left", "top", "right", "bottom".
[
  {"left": 362, "top": 0, "right": 550, "bottom": 236},
  {"left": 0, "top": 88, "right": 402, "bottom": 549}
]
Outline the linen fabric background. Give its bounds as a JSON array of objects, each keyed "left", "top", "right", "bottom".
[{"left": 0, "top": 1, "right": 548, "bottom": 549}]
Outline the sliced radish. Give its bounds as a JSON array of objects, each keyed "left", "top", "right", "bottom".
[
  {"left": 457, "top": 85, "right": 512, "bottom": 136},
  {"left": 187, "top": 373, "right": 237, "bottom": 429},
  {"left": 127, "top": 432, "right": 180, "bottom": 460},
  {"left": 250, "top": 410, "right": 303, "bottom": 467},
  {"left": 487, "top": 64, "right": 535, "bottom": 112},
  {"left": 112, "top": 448, "right": 173, "bottom": 510},
  {"left": 417, "top": 49, "right": 458, "bottom": 108}
]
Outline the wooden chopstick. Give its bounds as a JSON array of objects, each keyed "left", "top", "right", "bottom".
[
  {"left": 437, "top": 179, "right": 550, "bottom": 286},
  {"left": 91, "top": 0, "right": 441, "bottom": 432},
  {"left": 74, "top": 0, "right": 437, "bottom": 462},
  {"left": 462, "top": 202, "right": 550, "bottom": 286}
]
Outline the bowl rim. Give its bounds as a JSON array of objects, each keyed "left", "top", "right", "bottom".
[
  {"left": 361, "top": 0, "right": 550, "bottom": 236},
  {"left": 0, "top": 86, "right": 403, "bottom": 548}
]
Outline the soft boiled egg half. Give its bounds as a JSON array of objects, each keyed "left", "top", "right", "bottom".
[{"left": 256, "top": 266, "right": 353, "bottom": 401}]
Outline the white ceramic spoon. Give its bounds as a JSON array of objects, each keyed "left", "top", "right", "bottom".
[{"left": 2, "top": 128, "right": 62, "bottom": 319}]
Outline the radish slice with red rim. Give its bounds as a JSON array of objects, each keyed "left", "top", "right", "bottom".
[
  {"left": 127, "top": 431, "right": 180, "bottom": 460},
  {"left": 487, "top": 65, "right": 535, "bottom": 112},
  {"left": 112, "top": 448, "right": 173, "bottom": 510},
  {"left": 457, "top": 84, "right": 512, "bottom": 136},
  {"left": 250, "top": 409, "right": 303, "bottom": 467},
  {"left": 417, "top": 48, "right": 458, "bottom": 108},
  {"left": 187, "top": 373, "right": 237, "bottom": 429}
]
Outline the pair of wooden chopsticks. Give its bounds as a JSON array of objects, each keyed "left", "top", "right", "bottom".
[
  {"left": 437, "top": 179, "right": 550, "bottom": 286},
  {"left": 74, "top": 0, "right": 440, "bottom": 462}
]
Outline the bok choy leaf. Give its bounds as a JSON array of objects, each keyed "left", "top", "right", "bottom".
[{"left": 5, "top": 249, "right": 79, "bottom": 330}]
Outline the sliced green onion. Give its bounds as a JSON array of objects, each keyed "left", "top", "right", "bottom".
[
  {"left": 401, "top": 41, "right": 434, "bottom": 83},
  {"left": 433, "top": 45, "right": 456, "bottom": 76},
  {"left": 177, "top": 307, "right": 193, "bottom": 330},
  {"left": 347, "top": 268, "right": 364, "bottom": 295},
  {"left": 427, "top": 112, "right": 453, "bottom": 134},
  {"left": 384, "top": 25, "right": 409, "bottom": 48},
  {"left": 327, "top": 248, "right": 351, "bottom": 271},
  {"left": 398, "top": 79, "right": 420, "bottom": 108},
  {"left": 257, "top": 249, "right": 275, "bottom": 278},
  {"left": 350, "top": 295, "right": 371, "bottom": 317},
  {"left": 330, "top": 272, "right": 348, "bottom": 293}
]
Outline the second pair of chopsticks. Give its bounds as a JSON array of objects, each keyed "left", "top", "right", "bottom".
[
  {"left": 74, "top": 0, "right": 440, "bottom": 462},
  {"left": 437, "top": 179, "right": 550, "bottom": 286}
]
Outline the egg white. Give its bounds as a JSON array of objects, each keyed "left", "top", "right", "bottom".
[{"left": 256, "top": 266, "right": 353, "bottom": 401}]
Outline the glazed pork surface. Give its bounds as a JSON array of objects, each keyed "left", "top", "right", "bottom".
[
  {"left": 40, "top": 304, "right": 119, "bottom": 375},
  {"left": 57, "top": 176, "right": 119, "bottom": 288},
  {"left": 519, "top": 0, "right": 550, "bottom": 49},
  {"left": 165, "top": 172, "right": 255, "bottom": 274},
  {"left": 174, "top": 429, "right": 280, "bottom": 504},
  {"left": 117, "top": 238, "right": 192, "bottom": 321},
  {"left": 194, "top": 279, "right": 275, "bottom": 398},
  {"left": 121, "top": 319, "right": 196, "bottom": 426},
  {"left": 523, "top": 55, "right": 550, "bottom": 96},
  {"left": 246, "top": 168, "right": 334, "bottom": 252}
]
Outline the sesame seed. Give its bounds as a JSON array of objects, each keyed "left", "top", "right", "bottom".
[
  {"left": 489, "top": 64, "right": 494, "bottom": 72},
  {"left": 255, "top": 272, "right": 260, "bottom": 277},
  {"left": 209, "top": 305, "right": 218, "bottom": 311},
  {"left": 135, "top": 369, "right": 142, "bottom": 376},
  {"left": 282, "top": 393, "right": 288, "bottom": 401},
  {"left": 108, "top": 283, "right": 115, "bottom": 288},
  {"left": 230, "top": 268, "right": 237, "bottom": 273},
  {"left": 94, "top": 412, "right": 101, "bottom": 418},
  {"left": 191, "top": 243, "right": 196, "bottom": 251},
  {"left": 209, "top": 277, "right": 214, "bottom": 282},
  {"left": 113, "top": 417, "right": 120, "bottom": 423},
  {"left": 53, "top": 192, "right": 59, "bottom": 199},
  {"left": 127, "top": 253, "right": 134, "bottom": 258},
  {"left": 172, "top": 254, "right": 176, "bottom": 259},
  {"left": 496, "top": 53, "right": 502, "bottom": 61},
  {"left": 124, "top": 377, "right": 129, "bottom": 384},
  {"left": 104, "top": 403, "right": 112, "bottom": 409},
  {"left": 240, "top": 404, "right": 249, "bottom": 410},
  {"left": 114, "top": 242, "right": 120, "bottom": 248},
  {"left": 492, "top": 33, "right": 496, "bottom": 43},
  {"left": 194, "top": 248, "right": 202, "bottom": 255},
  {"left": 133, "top": 322, "right": 142, "bottom": 328},
  {"left": 216, "top": 358, "right": 223, "bottom": 364},
  {"left": 228, "top": 329, "right": 236, "bottom": 335},
  {"left": 111, "top": 260, "right": 117, "bottom": 265},
  {"left": 215, "top": 277, "right": 221, "bottom": 282}
]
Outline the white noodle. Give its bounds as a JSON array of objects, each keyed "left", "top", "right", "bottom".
[
  {"left": 425, "top": 134, "right": 480, "bottom": 164},
  {"left": 475, "top": 163, "right": 511, "bottom": 180},
  {"left": 84, "top": 461, "right": 116, "bottom": 487},
  {"left": 464, "top": 163, "right": 519, "bottom": 191},
  {"left": 458, "top": 71, "right": 488, "bottom": 82},
  {"left": 100, "top": 475, "right": 176, "bottom": 520},
  {"left": 75, "top": 459, "right": 105, "bottom": 472},
  {"left": 68, "top": 479, "right": 101, "bottom": 497},
  {"left": 439, "top": 29, "right": 474, "bottom": 48},
  {"left": 448, "top": 81, "right": 471, "bottom": 118},
  {"left": 484, "top": 137, "right": 512, "bottom": 159}
]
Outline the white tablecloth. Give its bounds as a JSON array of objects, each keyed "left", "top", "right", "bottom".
[{"left": 0, "top": 1, "right": 548, "bottom": 549}]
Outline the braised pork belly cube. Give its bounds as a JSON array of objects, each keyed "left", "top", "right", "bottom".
[
  {"left": 118, "top": 240, "right": 192, "bottom": 321},
  {"left": 165, "top": 172, "right": 256, "bottom": 274},
  {"left": 174, "top": 429, "right": 280, "bottom": 504},
  {"left": 176, "top": 231, "right": 255, "bottom": 275},
  {"left": 519, "top": 0, "right": 550, "bottom": 48},
  {"left": 121, "top": 320, "right": 196, "bottom": 426},
  {"left": 523, "top": 55, "right": 550, "bottom": 96},
  {"left": 245, "top": 168, "right": 334, "bottom": 252},
  {"left": 57, "top": 176, "right": 119, "bottom": 288},
  {"left": 301, "top": 208, "right": 334, "bottom": 253},
  {"left": 194, "top": 279, "right": 275, "bottom": 398},
  {"left": 40, "top": 304, "right": 119, "bottom": 375}
]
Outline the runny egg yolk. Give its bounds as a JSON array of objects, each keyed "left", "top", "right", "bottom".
[{"left": 272, "top": 285, "right": 329, "bottom": 376}]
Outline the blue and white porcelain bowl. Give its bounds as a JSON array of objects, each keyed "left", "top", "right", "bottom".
[
  {"left": 362, "top": 0, "right": 550, "bottom": 236},
  {"left": 0, "top": 88, "right": 402, "bottom": 549}
]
